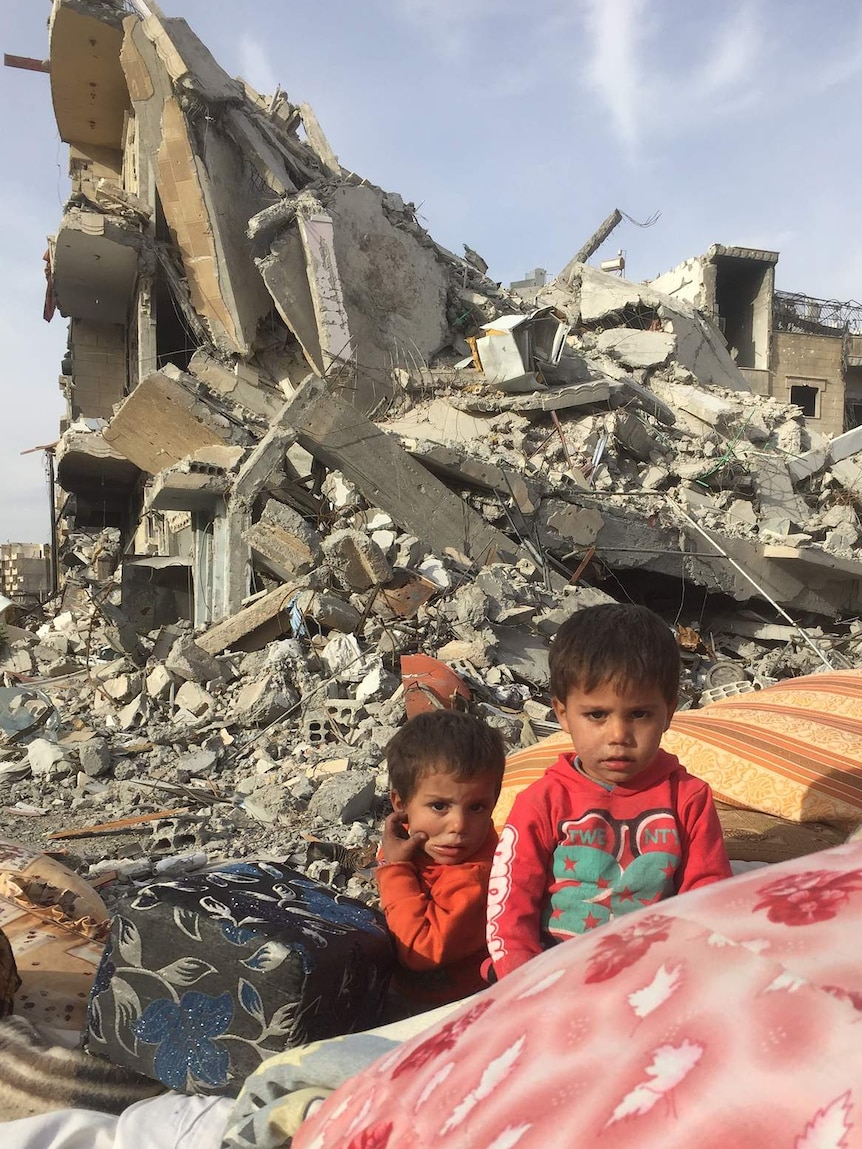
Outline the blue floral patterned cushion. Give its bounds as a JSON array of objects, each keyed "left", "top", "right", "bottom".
[{"left": 83, "top": 862, "right": 393, "bottom": 1096}]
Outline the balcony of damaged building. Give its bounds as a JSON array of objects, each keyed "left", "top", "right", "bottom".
[{"left": 39, "top": 0, "right": 862, "bottom": 718}]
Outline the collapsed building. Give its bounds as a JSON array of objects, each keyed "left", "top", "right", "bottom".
[
  {"left": 651, "top": 244, "right": 862, "bottom": 438},
  {"left": 3, "top": 0, "right": 862, "bottom": 883}
]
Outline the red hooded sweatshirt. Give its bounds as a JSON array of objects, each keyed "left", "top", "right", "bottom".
[{"left": 487, "top": 749, "right": 731, "bottom": 979}]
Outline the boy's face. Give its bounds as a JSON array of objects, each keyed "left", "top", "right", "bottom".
[
  {"left": 552, "top": 679, "right": 676, "bottom": 788},
  {"left": 391, "top": 769, "right": 498, "bottom": 866}
]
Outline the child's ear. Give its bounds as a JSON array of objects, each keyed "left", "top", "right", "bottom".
[
  {"left": 390, "top": 789, "right": 406, "bottom": 812},
  {"left": 664, "top": 698, "right": 678, "bottom": 730},
  {"left": 551, "top": 697, "right": 571, "bottom": 733}
]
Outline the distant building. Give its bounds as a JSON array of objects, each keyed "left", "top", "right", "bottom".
[
  {"left": 0, "top": 544, "right": 51, "bottom": 603},
  {"left": 650, "top": 245, "right": 862, "bottom": 438},
  {"left": 509, "top": 268, "right": 548, "bottom": 305}
]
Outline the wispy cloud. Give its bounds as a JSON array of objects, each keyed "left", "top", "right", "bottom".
[
  {"left": 389, "top": 0, "right": 504, "bottom": 60},
  {"left": 809, "top": 13, "right": 862, "bottom": 92},
  {"left": 581, "top": 0, "right": 649, "bottom": 152},
  {"left": 578, "top": 0, "right": 766, "bottom": 157},
  {"left": 237, "top": 33, "right": 280, "bottom": 97}
]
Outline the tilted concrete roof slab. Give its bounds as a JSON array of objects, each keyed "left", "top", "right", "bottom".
[
  {"left": 49, "top": 0, "right": 129, "bottom": 150},
  {"left": 51, "top": 209, "right": 140, "bottom": 324}
]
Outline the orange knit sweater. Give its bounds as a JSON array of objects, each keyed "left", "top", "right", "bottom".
[{"left": 376, "top": 827, "right": 497, "bottom": 1004}]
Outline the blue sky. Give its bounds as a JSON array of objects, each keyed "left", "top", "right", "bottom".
[{"left": 2, "top": 0, "right": 862, "bottom": 542}]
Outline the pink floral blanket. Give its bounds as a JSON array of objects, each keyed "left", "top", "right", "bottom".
[{"left": 295, "top": 839, "right": 862, "bottom": 1148}]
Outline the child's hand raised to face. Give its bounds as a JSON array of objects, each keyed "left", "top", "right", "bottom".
[{"left": 381, "top": 810, "right": 428, "bottom": 865}]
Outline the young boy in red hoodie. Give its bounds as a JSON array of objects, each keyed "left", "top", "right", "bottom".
[
  {"left": 377, "top": 711, "right": 505, "bottom": 1008},
  {"left": 487, "top": 603, "right": 732, "bottom": 980}
]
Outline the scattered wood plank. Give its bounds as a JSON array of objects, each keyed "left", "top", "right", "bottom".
[{"left": 48, "top": 809, "right": 187, "bottom": 840}]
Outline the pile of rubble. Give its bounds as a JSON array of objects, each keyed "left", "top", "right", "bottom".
[{"left": 6, "top": 0, "right": 862, "bottom": 906}]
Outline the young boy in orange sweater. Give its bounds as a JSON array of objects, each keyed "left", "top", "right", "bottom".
[
  {"left": 377, "top": 710, "right": 505, "bottom": 1008},
  {"left": 487, "top": 603, "right": 732, "bottom": 980}
]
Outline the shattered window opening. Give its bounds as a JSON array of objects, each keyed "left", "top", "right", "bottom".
[{"left": 789, "top": 383, "right": 820, "bottom": 420}]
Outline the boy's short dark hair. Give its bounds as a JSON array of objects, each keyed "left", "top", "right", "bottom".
[
  {"left": 386, "top": 711, "right": 506, "bottom": 803},
  {"left": 549, "top": 603, "right": 680, "bottom": 704}
]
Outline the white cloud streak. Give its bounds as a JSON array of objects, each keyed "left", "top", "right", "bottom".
[
  {"left": 390, "top": 0, "right": 504, "bottom": 59},
  {"left": 579, "top": 0, "right": 766, "bottom": 157},
  {"left": 237, "top": 33, "right": 280, "bottom": 97},
  {"left": 582, "top": 0, "right": 648, "bottom": 152}
]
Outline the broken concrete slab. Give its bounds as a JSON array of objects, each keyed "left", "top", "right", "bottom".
[
  {"left": 321, "top": 530, "right": 393, "bottom": 592},
  {"left": 544, "top": 504, "right": 605, "bottom": 547},
  {"left": 187, "top": 350, "right": 286, "bottom": 422},
  {"left": 279, "top": 373, "right": 529, "bottom": 570},
  {"left": 828, "top": 425, "right": 862, "bottom": 465},
  {"left": 565, "top": 264, "right": 752, "bottom": 393},
  {"left": 652, "top": 381, "right": 744, "bottom": 438},
  {"left": 196, "top": 587, "right": 302, "bottom": 655},
  {"left": 308, "top": 770, "right": 376, "bottom": 824},
  {"left": 196, "top": 582, "right": 361, "bottom": 656},
  {"left": 148, "top": 462, "right": 230, "bottom": 512},
  {"left": 595, "top": 329, "right": 676, "bottom": 370},
  {"left": 139, "top": 12, "right": 242, "bottom": 102},
  {"left": 381, "top": 400, "right": 503, "bottom": 451},
  {"left": 244, "top": 499, "right": 323, "bottom": 582},
  {"left": 259, "top": 185, "right": 450, "bottom": 414},
  {"left": 407, "top": 445, "right": 537, "bottom": 514},
  {"left": 787, "top": 445, "right": 829, "bottom": 484},
  {"left": 165, "top": 635, "right": 224, "bottom": 683},
  {"left": 752, "top": 454, "right": 811, "bottom": 526},
  {"left": 102, "top": 369, "right": 235, "bottom": 474},
  {"left": 504, "top": 379, "right": 611, "bottom": 414}
]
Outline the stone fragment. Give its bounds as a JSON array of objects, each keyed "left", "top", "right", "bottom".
[
  {"left": 640, "top": 464, "right": 670, "bottom": 490},
  {"left": 166, "top": 635, "right": 224, "bottom": 683},
  {"left": 102, "top": 674, "right": 143, "bottom": 703},
  {"left": 118, "top": 695, "right": 148, "bottom": 730},
  {"left": 242, "top": 784, "right": 291, "bottom": 824},
  {"left": 146, "top": 664, "right": 176, "bottom": 699},
  {"left": 322, "top": 529, "right": 393, "bottom": 591},
  {"left": 28, "top": 738, "right": 73, "bottom": 779},
  {"left": 308, "top": 770, "right": 376, "bottom": 823},
  {"left": 244, "top": 499, "right": 323, "bottom": 580},
  {"left": 0, "top": 649, "right": 35, "bottom": 675},
  {"left": 355, "top": 664, "right": 397, "bottom": 706},
  {"left": 726, "top": 499, "right": 758, "bottom": 529},
  {"left": 233, "top": 675, "right": 298, "bottom": 726},
  {"left": 174, "top": 681, "right": 215, "bottom": 716},
  {"left": 78, "top": 737, "right": 112, "bottom": 778},
  {"left": 177, "top": 749, "right": 218, "bottom": 777}
]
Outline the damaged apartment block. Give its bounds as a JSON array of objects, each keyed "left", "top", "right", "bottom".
[{"left": 25, "top": 0, "right": 862, "bottom": 715}]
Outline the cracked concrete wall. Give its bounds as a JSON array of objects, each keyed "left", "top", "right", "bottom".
[
  {"left": 70, "top": 319, "right": 127, "bottom": 419},
  {"left": 324, "top": 185, "right": 450, "bottom": 409},
  {"left": 156, "top": 98, "right": 271, "bottom": 356},
  {"left": 772, "top": 332, "right": 846, "bottom": 438}
]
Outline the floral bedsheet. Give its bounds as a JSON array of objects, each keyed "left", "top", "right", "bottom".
[{"left": 292, "top": 839, "right": 862, "bottom": 1149}]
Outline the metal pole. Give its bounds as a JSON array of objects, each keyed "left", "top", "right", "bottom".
[
  {"left": 46, "top": 449, "right": 58, "bottom": 597},
  {"left": 559, "top": 208, "right": 623, "bottom": 283}
]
